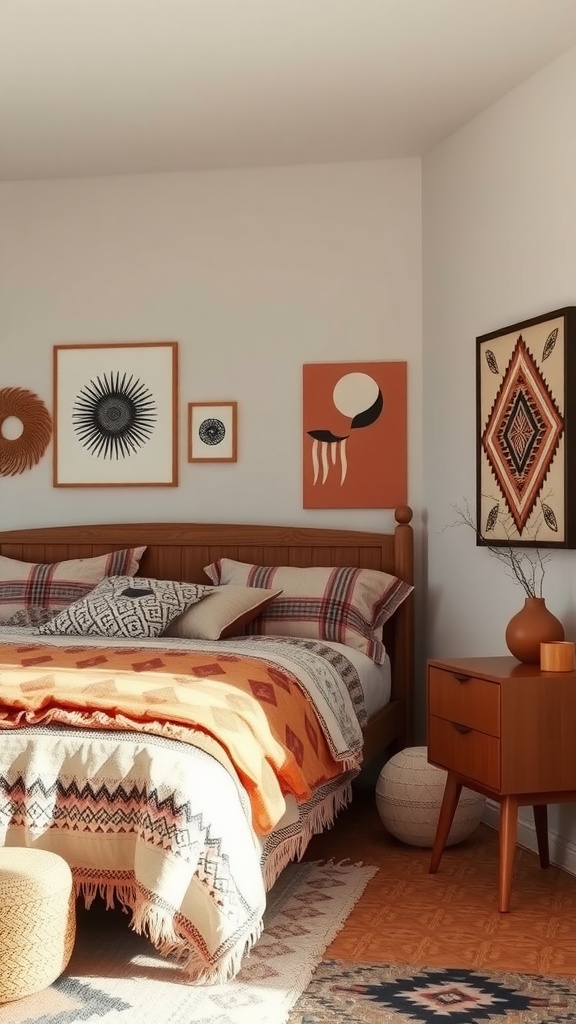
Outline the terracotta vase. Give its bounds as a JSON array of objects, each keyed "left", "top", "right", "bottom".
[{"left": 505, "top": 596, "right": 564, "bottom": 664}]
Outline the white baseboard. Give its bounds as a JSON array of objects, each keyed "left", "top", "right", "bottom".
[{"left": 482, "top": 800, "right": 576, "bottom": 877}]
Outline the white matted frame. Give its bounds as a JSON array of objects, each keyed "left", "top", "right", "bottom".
[
  {"left": 53, "top": 341, "right": 179, "bottom": 487},
  {"left": 188, "top": 402, "right": 237, "bottom": 463}
]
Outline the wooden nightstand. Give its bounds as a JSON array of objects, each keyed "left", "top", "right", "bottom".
[{"left": 427, "top": 655, "right": 576, "bottom": 912}]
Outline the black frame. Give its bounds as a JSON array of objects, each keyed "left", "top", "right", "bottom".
[{"left": 476, "top": 306, "right": 576, "bottom": 549}]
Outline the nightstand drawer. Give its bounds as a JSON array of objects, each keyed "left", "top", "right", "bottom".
[
  {"left": 428, "top": 666, "right": 500, "bottom": 736},
  {"left": 428, "top": 714, "right": 501, "bottom": 790}
]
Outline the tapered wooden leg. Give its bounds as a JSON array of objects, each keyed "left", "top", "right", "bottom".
[
  {"left": 429, "top": 773, "right": 462, "bottom": 874},
  {"left": 533, "top": 804, "right": 550, "bottom": 868},
  {"left": 499, "top": 796, "right": 519, "bottom": 913}
]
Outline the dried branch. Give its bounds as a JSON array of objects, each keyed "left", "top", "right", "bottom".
[{"left": 447, "top": 499, "right": 551, "bottom": 599}]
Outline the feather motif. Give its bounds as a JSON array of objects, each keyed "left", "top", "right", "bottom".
[
  {"left": 542, "top": 328, "right": 558, "bottom": 362},
  {"left": 541, "top": 503, "right": 558, "bottom": 532},
  {"left": 485, "top": 504, "right": 499, "bottom": 532},
  {"left": 485, "top": 349, "right": 499, "bottom": 374}
]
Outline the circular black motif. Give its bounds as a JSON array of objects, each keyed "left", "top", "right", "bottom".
[
  {"left": 72, "top": 372, "right": 157, "bottom": 460},
  {"left": 198, "top": 418, "right": 225, "bottom": 446}
]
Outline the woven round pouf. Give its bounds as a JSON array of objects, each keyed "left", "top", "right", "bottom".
[
  {"left": 0, "top": 848, "right": 76, "bottom": 1003},
  {"left": 375, "top": 745, "right": 486, "bottom": 848}
]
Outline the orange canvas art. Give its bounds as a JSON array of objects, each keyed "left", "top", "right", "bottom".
[{"left": 303, "top": 361, "right": 407, "bottom": 509}]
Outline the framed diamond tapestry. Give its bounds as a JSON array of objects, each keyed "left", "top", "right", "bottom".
[
  {"left": 53, "top": 341, "right": 178, "bottom": 487},
  {"left": 477, "top": 307, "right": 576, "bottom": 548}
]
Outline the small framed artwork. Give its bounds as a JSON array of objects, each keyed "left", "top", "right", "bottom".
[
  {"left": 53, "top": 341, "right": 178, "bottom": 487},
  {"left": 477, "top": 307, "right": 576, "bottom": 547},
  {"left": 188, "top": 402, "right": 237, "bottom": 463}
]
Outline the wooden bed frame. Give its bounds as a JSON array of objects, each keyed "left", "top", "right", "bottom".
[{"left": 0, "top": 505, "right": 414, "bottom": 762}]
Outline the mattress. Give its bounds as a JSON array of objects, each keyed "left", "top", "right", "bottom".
[{"left": 324, "top": 641, "right": 391, "bottom": 718}]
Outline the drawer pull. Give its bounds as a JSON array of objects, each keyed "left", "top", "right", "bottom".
[
  {"left": 452, "top": 723, "right": 472, "bottom": 734},
  {"left": 454, "top": 673, "right": 471, "bottom": 684}
]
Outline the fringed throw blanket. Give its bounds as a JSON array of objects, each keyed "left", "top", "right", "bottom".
[{"left": 0, "top": 632, "right": 366, "bottom": 981}]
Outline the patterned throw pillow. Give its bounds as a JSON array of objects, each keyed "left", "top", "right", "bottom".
[
  {"left": 4, "top": 607, "right": 57, "bottom": 628},
  {"left": 164, "top": 585, "right": 283, "bottom": 641},
  {"left": 203, "top": 559, "right": 413, "bottom": 664},
  {"left": 37, "top": 576, "right": 206, "bottom": 639},
  {"left": 0, "top": 547, "right": 146, "bottom": 623}
]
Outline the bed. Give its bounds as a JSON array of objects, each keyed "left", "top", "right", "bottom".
[{"left": 0, "top": 507, "right": 414, "bottom": 981}]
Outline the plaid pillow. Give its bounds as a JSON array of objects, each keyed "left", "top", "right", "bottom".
[
  {"left": 0, "top": 547, "right": 146, "bottom": 623},
  {"left": 203, "top": 559, "right": 413, "bottom": 664}
]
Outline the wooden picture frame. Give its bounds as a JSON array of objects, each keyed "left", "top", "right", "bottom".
[
  {"left": 188, "top": 402, "right": 237, "bottom": 463},
  {"left": 53, "top": 341, "right": 178, "bottom": 487},
  {"left": 476, "top": 307, "right": 576, "bottom": 547}
]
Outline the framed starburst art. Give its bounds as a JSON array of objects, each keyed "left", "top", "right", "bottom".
[
  {"left": 53, "top": 342, "right": 178, "bottom": 487},
  {"left": 476, "top": 307, "right": 576, "bottom": 548}
]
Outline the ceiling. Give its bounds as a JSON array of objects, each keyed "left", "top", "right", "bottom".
[{"left": 2, "top": 0, "right": 576, "bottom": 182}]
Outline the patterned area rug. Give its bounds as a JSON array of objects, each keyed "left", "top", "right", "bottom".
[
  {"left": 288, "top": 960, "right": 576, "bottom": 1023},
  {"left": 0, "top": 861, "right": 376, "bottom": 1024}
]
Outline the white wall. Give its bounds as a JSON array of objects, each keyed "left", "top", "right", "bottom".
[
  {"left": 0, "top": 160, "right": 422, "bottom": 537},
  {"left": 423, "top": 44, "right": 576, "bottom": 861}
]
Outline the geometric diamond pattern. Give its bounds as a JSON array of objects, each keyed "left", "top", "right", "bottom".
[
  {"left": 293, "top": 961, "right": 576, "bottom": 1024},
  {"left": 358, "top": 968, "right": 533, "bottom": 1021},
  {"left": 285, "top": 725, "right": 305, "bottom": 767},
  {"left": 14, "top": 862, "right": 374, "bottom": 1024},
  {"left": 305, "top": 714, "right": 319, "bottom": 754},
  {"left": 37, "top": 576, "right": 206, "bottom": 640},
  {"left": 0, "top": 634, "right": 353, "bottom": 838},
  {"left": 482, "top": 334, "right": 564, "bottom": 533},
  {"left": 249, "top": 679, "right": 278, "bottom": 705}
]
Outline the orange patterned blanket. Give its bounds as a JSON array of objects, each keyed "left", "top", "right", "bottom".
[{"left": 0, "top": 639, "right": 350, "bottom": 835}]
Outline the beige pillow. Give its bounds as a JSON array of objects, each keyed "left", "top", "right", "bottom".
[
  {"left": 165, "top": 585, "right": 282, "bottom": 641},
  {"left": 0, "top": 546, "right": 146, "bottom": 623}
]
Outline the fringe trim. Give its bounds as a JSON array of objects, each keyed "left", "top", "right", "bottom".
[
  {"left": 262, "top": 779, "right": 353, "bottom": 891},
  {"left": 75, "top": 878, "right": 136, "bottom": 913},
  {"left": 74, "top": 875, "right": 263, "bottom": 984},
  {"left": 73, "top": 779, "right": 354, "bottom": 983}
]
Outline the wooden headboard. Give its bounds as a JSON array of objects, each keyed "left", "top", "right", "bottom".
[{"left": 0, "top": 505, "right": 414, "bottom": 756}]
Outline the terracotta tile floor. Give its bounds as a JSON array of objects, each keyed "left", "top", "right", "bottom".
[{"left": 304, "top": 784, "right": 576, "bottom": 975}]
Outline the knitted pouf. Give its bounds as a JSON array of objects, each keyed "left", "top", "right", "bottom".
[
  {"left": 0, "top": 848, "right": 76, "bottom": 1003},
  {"left": 375, "top": 745, "right": 486, "bottom": 848}
]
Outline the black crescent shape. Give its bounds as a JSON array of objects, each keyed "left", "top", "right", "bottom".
[
  {"left": 307, "top": 429, "right": 350, "bottom": 442},
  {"left": 350, "top": 389, "right": 383, "bottom": 430}
]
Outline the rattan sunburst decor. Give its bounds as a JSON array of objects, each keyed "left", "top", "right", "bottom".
[{"left": 0, "top": 387, "right": 52, "bottom": 476}]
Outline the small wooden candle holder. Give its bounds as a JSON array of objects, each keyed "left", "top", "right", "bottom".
[{"left": 540, "top": 640, "right": 575, "bottom": 672}]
